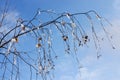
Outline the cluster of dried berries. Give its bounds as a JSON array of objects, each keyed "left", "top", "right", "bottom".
[
  {"left": 38, "top": 37, "right": 42, "bottom": 41},
  {"left": 83, "top": 35, "right": 89, "bottom": 44},
  {"left": 62, "top": 35, "right": 68, "bottom": 41},
  {"left": 36, "top": 37, "right": 42, "bottom": 48},
  {"left": 36, "top": 43, "right": 42, "bottom": 48}
]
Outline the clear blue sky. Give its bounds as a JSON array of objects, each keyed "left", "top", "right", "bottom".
[
  {"left": 1, "top": 0, "right": 120, "bottom": 80},
  {"left": 10, "top": 0, "right": 115, "bottom": 19}
]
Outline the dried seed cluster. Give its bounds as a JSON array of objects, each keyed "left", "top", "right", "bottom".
[
  {"left": 12, "top": 37, "right": 18, "bottom": 42},
  {"left": 36, "top": 43, "right": 42, "bottom": 48},
  {"left": 62, "top": 35, "right": 68, "bottom": 41}
]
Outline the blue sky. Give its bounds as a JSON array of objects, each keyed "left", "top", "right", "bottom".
[
  {"left": 1, "top": 0, "right": 120, "bottom": 80},
  {"left": 10, "top": 0, "right": 115, "bottom": 18}
]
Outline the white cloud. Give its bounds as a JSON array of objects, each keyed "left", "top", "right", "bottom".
[
  {"left": 5, "top": 11, "right": 19, "bottom": 26},
  {"left": 81, "top": 54, "right": 97, "bottom": 66},
  {"left": 77, "top": 68, "right": 101, "bottom": 80},
  {"left": 80, "top": 18, "right": 120, "bottom": 79},
  {"left": 56, "top": 18, "right": 120, "bottom": 80},
  {"left": 0, "top": 11, "right": 19, "bottom": 32}
]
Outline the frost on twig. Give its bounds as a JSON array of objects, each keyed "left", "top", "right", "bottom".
[{"left": 0, "top": 9, "right": 115, "bottom": 80}]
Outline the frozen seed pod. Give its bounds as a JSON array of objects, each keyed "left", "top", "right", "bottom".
[
  {"left": 36, "top": 43, "right": 42, "bottom": 48},
  {"left": 62, "top": 35, "right": 68, "bottom": 41},
  {"left": 21, "top": 24, "right": 25, "bottom": 31},
  {"left": 12, "top": 37, "right": 18, "bottom": 42}
]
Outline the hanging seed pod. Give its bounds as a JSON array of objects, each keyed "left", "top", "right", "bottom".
[
  {"left": 61, "top": 21, "right": 66, "bottom": 26},
  {"left": 82, "top": 35, "right": 89, "bottom": 44},
  {"left": 78, "top": 41, "right": 82, "bottom": 46},
  {"left": 21, "top": 24, "right": 25, "bottom": 31},
  {"left": 85, "top": 35, "right": 88, "bottom": 40},
  {"left": 36, "top": 43, "right": 42, "bottom": 48},
  {"left": 12, "top": 37, "right": 18, "bottom": 43},
  {"left": 70, "top": 22, "right": 76, "bottom": 28},
  {"left": 66, "top": 13, "right": 71, "bottom": 19},
  {"left": 38, "top": 37, "right": 42, "bottom": 41},
  {"left": 62, "top": 35, "right": 68, "bottom": 41}
]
